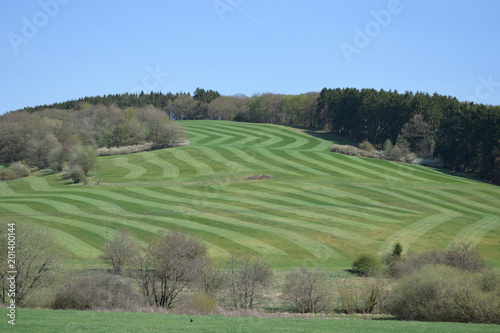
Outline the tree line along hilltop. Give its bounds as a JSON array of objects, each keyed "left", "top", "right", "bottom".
[{"left": 1, "top": 87, "right": 499, "bottom": 184}]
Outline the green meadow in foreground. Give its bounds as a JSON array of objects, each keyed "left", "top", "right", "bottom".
[
  {"left": 2, "top": 308, "right": 500, "bottom": 333},
  {"left": 0, "top": 120, "right": 499, "bottom": 268}
]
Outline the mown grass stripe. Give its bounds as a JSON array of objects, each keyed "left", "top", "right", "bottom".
[
  {"left": 184, "top": 125, "right": 250, "bottom": 146},
  {"left": 74, "top": 188, "right": 289, "bottom": 256},
  {"left": 21, "top": 191, "right": 233, "bottom": 258},
  {"left": 169, "top": 149, "right": 214, "bottom": 175},
  {"left": 421, "top": 189, "right": 497, "bottom": 217},
  {"left": 195, "top": 123, "right": 314, "bottom": 151},
  {"left": 170, "top": 185, "right": 372, "bottom": 245},
  {"left": 344, "top": 185, "right": 452, "bottom": 251},
  {"left": 221, "top": 147, "right": 299, "bottom": 175},
  {"left": 1, "top": 197, "right": 167, "bottom": 240},
  {"left": 140, "top": 151, "right": 180, "bottom": 178},
  {"left": 125, "top": 187, "right": 337, "bottom": 259},
  {"left": 267, "top": 132, "right": 310, "bottom": 150},
  {"left": 314, "top": 153, "right": 394, "bottom": 180},
  {"left": 329, "top": 154, "right": 410, "bottom": 181},
  {"left": 203, "top": 123, "right": 286, "bottom": 147},
  {"left": 256, "top": 149, "right": 329, "bottom": 176},
  {"left": 250, "top": 182, "right": 402, "bottom": 225},
  {"left": 226, "top": 183, "right": 381, "bottom": 230},
  {"left": 444, "top": 189, "right": 500, "bottom": 215},
  {"left": 184, "top": 127, "right": 210, "bottom": 144},
  {"left": 283, "top": 182, "right": 419, "bottom": 217},
  {"left": 286, "top": 150, "right": 369, "bottom": 178},
  {"left": 1, "top": 203, "right": 108, "bottom": 256},
  {"left": 343, "top": 155, "right": 457, "bottom": 183},
  {"left": 380, "top": 213, "right": 460, "bottom": 255},
  {"left": 112, "top": 156, "right": 147, "bottom": 179},
  {"left": 0, "top": 181, "right": 15, "bottom": 196},
  {"left": 45, "top": 226, "right": 103, "bottom": 259},
  {"left": 190, "top": 128, "right": 241, "bottom": 146},
  {"left": 129, "top": 185, "right": 342, "bottom": 256},
  {"left": 451, "top": 215, "right": 500, "bottom": 248},
  {"left": 192, "top": 147, "right": 252, "bottom": 173},
  {"left": 20, "top": 175, "right": 53, "bottom": 191}
]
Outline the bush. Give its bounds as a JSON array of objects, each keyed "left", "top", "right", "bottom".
[
  {"left": 53, "top": 272, "right": 144, "bottom": 310},
  {"left": 132, "top": 230, "right": 210, "bottom": 309},
  {"left": 68, "top": 165, "right": 86, "bottom": 183},
  {"left": 282, "top": 267, "right": 333, "bottom": 313},
  {"left": 336, "top": 278, "right": 388, "bottom": 314},
  {"left": 386, "top": 243, "right": 486, "bottom": 279},
  {"left": 359, "top": 141, "right": 375, "bottom": 152},
  {"left": 392, "top": 243, "right": 403, "bottom": 257},
  {"left": 97, "top": 143, "right": 155, "bottom": 156},
  {"left": 330, "top": 145, "right": 382, "bottom": 159},
  {"left": 226, "top": 254, "right": 272, "bottom": 310},
  {"left": 9, "top": 162, "right": 31, "bottom": 178},
  {"left": 0, "top": 162, "right": 31, "bottom": 181},
  {"left": 187, "top": 291, "right": 217, "bottom": 315},
  {"left": 337, "top": 281, "right": 359, "bottom": 314},
  {"left": 386, "top": 265, "right": 500, "bottom": 324},
  {"left": 0, "top": 168, "right": 16, "bottom": 181},
  {"left": 352, "top": 254, "right": 381, "bottom": 277}
]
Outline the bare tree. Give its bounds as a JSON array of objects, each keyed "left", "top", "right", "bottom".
[
  {"left": 0, "top": 221, "right": 63, "bottom": 305},
  {"left": 282, "top": 267, "right": 333, "bottom": 313},
  {"left": 102, "top": 229, "right": 140, "bottom": 275},
  {"left": 226, "top": 254, "right": 272, "bottom": 309},
  {"left": 132, "top": 230, "right": 209, "bottom": 308}
]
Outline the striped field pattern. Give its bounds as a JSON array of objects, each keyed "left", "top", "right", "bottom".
[{"left": 1, "top": 121, "right": 499, "bottom": 268}]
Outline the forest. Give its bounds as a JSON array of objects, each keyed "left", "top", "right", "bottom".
[{"left": 1, "top": 87, "right": 499, "bottom": 184}]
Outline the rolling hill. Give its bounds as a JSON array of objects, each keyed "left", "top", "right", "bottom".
[{"left": 1, "top": 120, "right": 499, "bottom": 268}]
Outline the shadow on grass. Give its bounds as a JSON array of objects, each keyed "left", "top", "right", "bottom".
[{"left": 281, "top": 124, "right": 355, "bottom": 145}]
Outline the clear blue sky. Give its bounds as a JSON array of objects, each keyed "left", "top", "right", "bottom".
[{"left": 1, "top": 0, "right": 500, "bottom": 114}]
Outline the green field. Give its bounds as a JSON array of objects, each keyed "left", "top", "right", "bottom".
[
  {"left": 2, "top": 308, "right": 500, "bottom": 333},
  {"left": 1, "top": 120, "right": 499, "bottom": 268}
]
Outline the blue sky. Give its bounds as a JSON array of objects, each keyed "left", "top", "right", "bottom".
[{"left": 1, "top": 0, "right": 500, "bottom": 114}]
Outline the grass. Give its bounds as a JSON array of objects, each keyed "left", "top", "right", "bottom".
[
  {"left": 2, "top": 308, "right": 500, "bottom": 333},
  {"left": 0, "top": 120, "right": 499, "bottom": 268}
]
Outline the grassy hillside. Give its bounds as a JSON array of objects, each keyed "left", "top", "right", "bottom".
[
  {"left": 2, "top": 308, "right": 500, "bottom": 333},
  {"left": 0, "top": 120, "right": 499, "bottom": 268}
]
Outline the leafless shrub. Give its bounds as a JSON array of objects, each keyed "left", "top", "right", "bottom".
[
  {"left": 97, "top": 143, "right": 156, "bottom": 156},
  {"left": 9, "top": 162, "right": 31, "bottom": 178},
  {"left": 102, "top": 229, "right": 140, "bottom": 275},
  {"left": 131, "top": 230, "right": 210, "bottom": 309},
  {"left": 282, "top": 267, "right": 333, "bottom": 313},
  {"left": 386, "top": 243, "right": 487, "bottom": 279},
  {"left": 0, "top": 221, "right": 64, "bottom": 306},
  {"left": 330, "top": 144, "right": 382, "bottom": 159},
  {"left": 226, "top": 254, "right": 273, "bottom": 310},
  {"left": 186, "top": 291, "right": 217, "bottom": 315},
  {"left": 53, "top": 272, "right": 144, "bottom": 310},
  {"left": 200, "top": 267, "right": 228, "bottom": 297},
  {"left": 336, "top": 278, "right": 388, "bottom": 314},
  {"left": 386, "top": 265, "right": 500, "bottom": 324},
  {"left": 446, "top": 242, "right": 487, "bottom": 272},
  {"left": 362, "top": 278, "right": 389, "bottom": 314},
  {"left": 0, "top": 168, "right": 16, "bottom": 181},
  {"left": 0, "top": 162, "right": 31, "bottom": 181}
]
